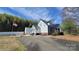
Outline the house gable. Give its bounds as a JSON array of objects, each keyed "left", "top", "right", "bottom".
[{"left": 38, "top": 20, "right": 48, "bottom": 34}]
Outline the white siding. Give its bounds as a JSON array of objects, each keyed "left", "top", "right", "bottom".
[
  {"left": 25, "top": 27, "right": 32, "bottom": 34},
  {"left": 38, "top": 21, "right": 48, "bottom": 34},
  {"left": 32, "top": 25, "right": 36, "bottom": 34}
]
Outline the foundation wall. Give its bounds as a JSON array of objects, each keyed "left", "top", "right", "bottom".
[{"left": 41, "top": 33, "right": 48, "bottom": 35}]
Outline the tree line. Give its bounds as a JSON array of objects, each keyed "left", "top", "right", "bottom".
[{"left": 0, "top": 13, "right": 35, "bottom": 32}]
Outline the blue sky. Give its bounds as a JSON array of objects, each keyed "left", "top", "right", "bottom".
[{"left": 0, "top": 7, "right": 63, "bottom": 24}]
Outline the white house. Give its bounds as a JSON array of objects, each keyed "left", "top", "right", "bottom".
[
  {"left": 25, "top": 20, "right": 48, "bottom": 35},
  {"left": 24, "top": 19, "right": 62, "bottom": 35}
]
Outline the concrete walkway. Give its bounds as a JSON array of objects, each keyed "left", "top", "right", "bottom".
[{"left": 19, "top": 35, "right": 73, "bottom": 51}]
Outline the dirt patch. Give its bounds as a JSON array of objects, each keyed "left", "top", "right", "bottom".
[
  {"left": 51, "top": 35, "right": 79, "bottom": 42},
  {"left": 49, "top": 35, "right": 79, "bottom": 50}
]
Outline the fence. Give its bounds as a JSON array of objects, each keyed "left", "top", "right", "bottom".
[{"left": 0, "top": 32, "right": 24, "bottom": 36}]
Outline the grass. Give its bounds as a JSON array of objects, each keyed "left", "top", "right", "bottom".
[
  {"left": 0, "top": 36, "right": 27, "bottom": 51},
  {"left": 51, "top": 35, "right": 79, "bottom": 42}
]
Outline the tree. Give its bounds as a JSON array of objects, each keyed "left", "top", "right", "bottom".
[
  {"left": 60, "top": 18, "right": 77, "bottom": 35},
  {"left": 0, "top": 13, "right": 34, "bottom": 32},
  {"left": 62, "top": 7, "right": 79, "bottom": 23}
]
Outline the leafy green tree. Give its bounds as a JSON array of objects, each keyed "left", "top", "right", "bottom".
[
  {"left": 0, "top": 13, "right": 34, "bottom": 32},
  {"left": 60, "top": 18, "right": 77, "bottom": 35}
]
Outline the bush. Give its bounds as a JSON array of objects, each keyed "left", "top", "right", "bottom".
[
  {"left": 59, "top": 32, "right": 64, "bottom": 35},
  {"left": 52, "top": 31, "right": 59, "bottom": 36}
]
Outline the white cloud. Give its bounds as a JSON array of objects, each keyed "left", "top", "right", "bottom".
[{"left": 10, "top": 7, "right": 53, "bottom": 21}]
